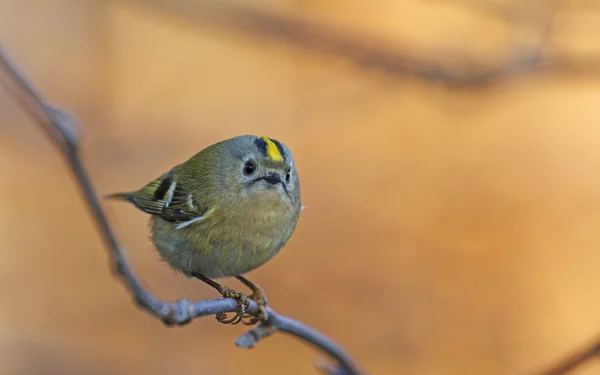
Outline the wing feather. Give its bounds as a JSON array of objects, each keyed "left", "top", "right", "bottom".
[{"left": 106, "top": 170, "right": 210, "bottom": 228}]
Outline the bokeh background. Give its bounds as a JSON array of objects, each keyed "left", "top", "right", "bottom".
[{"left": 2, "top": 1, "right": 600, "bottom": 374}]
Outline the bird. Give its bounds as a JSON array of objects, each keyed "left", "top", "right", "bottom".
[{"left": 106, "top": 135, "right": 302, "bottom": 325}]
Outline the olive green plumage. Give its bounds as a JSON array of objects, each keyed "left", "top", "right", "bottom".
[{"left": 107, "top": 135, "right": 302, "bottom": 279}]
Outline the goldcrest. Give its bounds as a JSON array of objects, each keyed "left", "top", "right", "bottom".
[{"left": 107, "top": 135, "right": 302, "bottom": 324}]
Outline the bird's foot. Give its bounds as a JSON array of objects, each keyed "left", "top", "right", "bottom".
[
  {"left": 236, "top": 276, "right": 268, "bottom": 325},
  {"left": 215, "top": 286, "right": 251, "bottom": 325},
  {"left": 191, "top": 272, "right": 268, "bottom": 326}
]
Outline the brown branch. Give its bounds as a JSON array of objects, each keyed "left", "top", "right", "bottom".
[
  {"left": 115, "top": 0, "right": 600, "bottom": 87},
  {"left": 0, "top": 42, "right": 364, "bottom": 375},
  {"left": 537, "top": 336, "right": 600, "bottom": 375},
  {"left": 125, "top": 0, "right": 540, "bottom": 86}
]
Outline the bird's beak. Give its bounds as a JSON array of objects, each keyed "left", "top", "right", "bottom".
[{"left": 263, "top": 172, "right": 282, "bottom": 185}]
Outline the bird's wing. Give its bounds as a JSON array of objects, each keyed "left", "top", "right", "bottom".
[{"left": 107, "top": 171, "right": 212, "bottom": 229}]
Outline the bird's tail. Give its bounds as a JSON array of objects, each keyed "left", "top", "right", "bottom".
[{"left": 103, "top": 192, "right": 133, "bottom": 202}]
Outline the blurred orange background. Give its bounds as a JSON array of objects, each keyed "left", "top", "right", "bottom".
[{"left": 2, "top": 1, "right": 600, "bottom": 374}]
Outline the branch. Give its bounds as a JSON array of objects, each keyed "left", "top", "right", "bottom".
[
  {"left": 122, "top": 0, "right": 600, "bottom": 87},
  {"left": 537, "top": 336, "right": 600, "bottom": 375},
  {"left": 128, "top": 0, "right": 540, "bottom": 87},
  {"left": 0, "top": 42, "right": 364, "bottom": 375}
]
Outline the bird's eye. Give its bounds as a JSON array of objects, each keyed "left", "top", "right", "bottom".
[
  {"left": 243, "top": 160, "right": 256, "bottom": 176},
  {"left": 285, "top": 169, "right": 291, "bottom": 183}
]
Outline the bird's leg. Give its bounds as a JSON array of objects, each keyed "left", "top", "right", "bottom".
[
  {"left": 192, "top": 272, "right": 250, "bottom": 325},
  {"left": 235, "top": 275, "right": 268, "bottom": 325}
]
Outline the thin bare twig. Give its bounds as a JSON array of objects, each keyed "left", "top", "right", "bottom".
[{"left": 0, "top": 42, "right": 363, "bottom": 375}]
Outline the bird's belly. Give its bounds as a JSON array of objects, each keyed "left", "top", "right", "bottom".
[
  {"left": 151, "top": 212, "right": 296, "bottom": 279},
  {"left": 189, "top": 224, "right": 291, "bottom": 278}
]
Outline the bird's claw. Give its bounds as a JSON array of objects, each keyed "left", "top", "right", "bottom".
[
  {"left": 216, "top": 287, "right": 251, "bottom": 325},
  {"left": 241, "top": 290, "right": 268, "bottom": 325}
]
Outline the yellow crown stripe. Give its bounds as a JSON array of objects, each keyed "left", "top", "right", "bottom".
[{"left": 262, "top": 137, "right": 284, "bottom": 162}]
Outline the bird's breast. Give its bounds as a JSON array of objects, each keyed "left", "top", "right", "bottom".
[{"left": 180, "top": 193, "right": 300, "bottom": 278}]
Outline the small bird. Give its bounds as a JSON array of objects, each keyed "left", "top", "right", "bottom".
[{"left": 107, "top": 135, "right": 302, "bottom": 324}]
